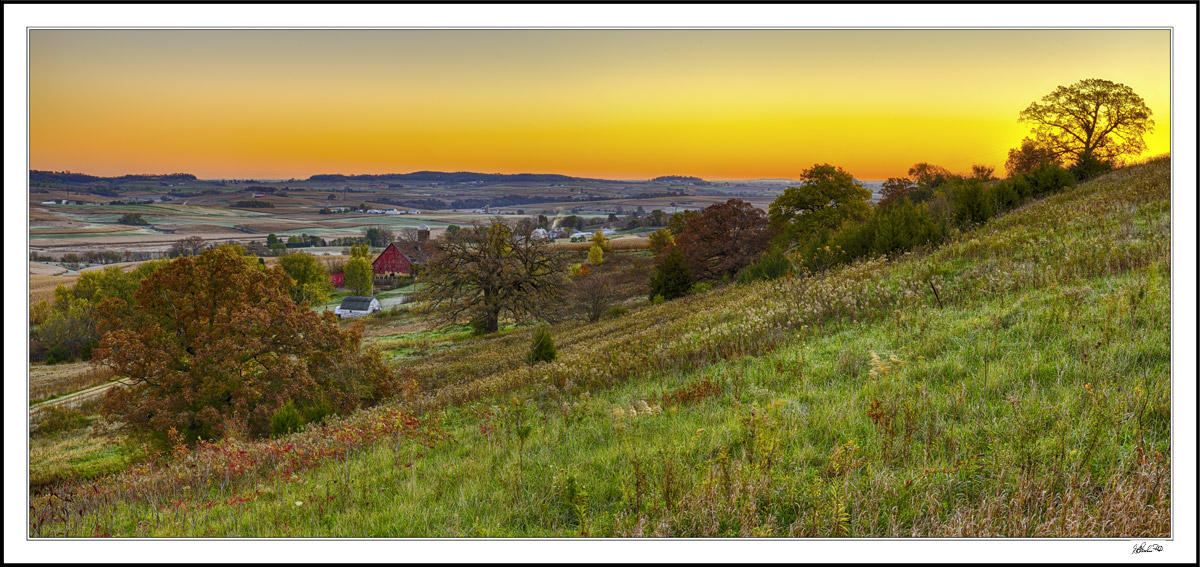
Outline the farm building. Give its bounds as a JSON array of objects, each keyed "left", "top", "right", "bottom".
[
  {"left": 372, "top": 239, "right": 430, "bottom": 276},
  {"left": 329, "top": 272, "right": 344, "bottom": 287},
  {"left": 335, "top": 296, "right": 381, "bottom": 318}
]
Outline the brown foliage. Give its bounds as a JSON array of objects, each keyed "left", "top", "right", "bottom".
[
  {"left": 94, "top": 245, "right": 398, "bottom": 443},
  {"left": 675, "top": 199, "right": 771, "bottom": 281}
]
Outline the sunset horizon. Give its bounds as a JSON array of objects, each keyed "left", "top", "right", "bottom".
[{"left": 29, "top": 29, "right": 1170, "bottom": 181}]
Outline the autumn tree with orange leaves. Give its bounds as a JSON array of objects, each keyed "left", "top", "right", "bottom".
[{"left": 94, "top": 245, "right": 402, "bottom": 444}]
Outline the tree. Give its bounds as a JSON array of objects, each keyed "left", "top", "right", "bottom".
[
  {"left": 365, "top": 226, "right": 393, "bottom": 247},
  {"left": 349, "top": 244, "right": 371, "bottom": 258},
  {"left": 168, "top": 236, "right": 207, "bottom": 258},
  {"left": 94, "top": 245, "right": 398, "bottom": 443},
  {"left": 1018, "top": 78, "right": 1154, "bottom": 168},
  {"left": 648, "top": 228, "right": 675, "bottom": 256},
  {"left": 768, "top": 164, "right": 872, "bottom": 267},
  {"left": 344, "top": 256, "right": 373, "bottom": 296},
  {"left": 648, "top": 245, "right": 694, "bottom": 301},
  {"left": 878, "top": 177, "right": 917, "bottom": 208},
  {"left": 675, "top": 199, "right": 771, "bottom": 281},
  {"left": 1005, "top": 138, "right": 1062, "bottom": 177},
  {"left": 589, "top": 230, "right": 610, "bottom": 252},
  {"left": 118, "top": 212, "right": 148, "bottom": 226},
  {"left": 649, "top": 209, "right": 667, "bottom": 226},
  {"left": 666, "top": 210, "right": 700, "bottom": 236},
  {"left": 587, "top": 244, "right": 605, "bottom": 266},
  {"left": 419, "top": 221, "right": 568, "bottom": 334},
  {"left": 267, "top": 233, "right": 279, "bottom": 246},
  {"left": 906, "top": 163, "right": 956, "bottom": 201},
  {"left": 571, "top": 272, "right": 618, "bottom": 323},
  {"left": 970, "top": 164, "right": 996, "bottom": 181},
  {"left": 278, "top": 252, "right": 333, "bottom": 306}
]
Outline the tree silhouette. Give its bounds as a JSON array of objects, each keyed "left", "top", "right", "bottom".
[{"left": 1018, "top": 78, "right": 1154, "bottom": 167}]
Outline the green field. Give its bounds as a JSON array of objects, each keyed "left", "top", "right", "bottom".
[{"left": 28, "top": 159, "right": 1171, "bottom": 537}]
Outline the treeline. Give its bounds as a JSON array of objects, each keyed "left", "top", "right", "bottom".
[
  {"left": 307, "top": 171, "right": 617, "bottom": 184},
  {"left": 231, "top": 200, "right": 274, "bottom": 208},
  {"left": 651, "top": 175, "right": 705, "bottom": 184},
  {"left": 644, "top": 160, "right": 1080, "bottom": 302}
]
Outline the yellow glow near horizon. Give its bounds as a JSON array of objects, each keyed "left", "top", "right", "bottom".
[{"left": 30, "top": 30, "right": 1170, "bottom": 180}]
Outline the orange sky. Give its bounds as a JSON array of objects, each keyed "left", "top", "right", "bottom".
[{"left": 29, "top": 30, "right": 1171, "bottom": 180}]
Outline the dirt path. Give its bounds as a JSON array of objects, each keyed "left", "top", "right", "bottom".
[{"left": 29, "top": 379, "right": 131, "bottom": 416}]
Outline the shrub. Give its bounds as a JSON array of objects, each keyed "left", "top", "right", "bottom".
[
  {"left": 528, "top": 324, "right": 557, "bottom": 365},
  {"left": 648, "top": 246, "right": 694, "bottom": 301},
  {"left": 690, "top": 282, "right": 712, "bottom": 294},
  {"left": 1026, "top": 162, "right": 1074, "bottom": 197},
  {"left": 949, "top": 179, "right": 996, "bottom": 226},
  {"left": 45, "top": 345, "right": 71, "bottom": 365},
  {"left": 737, "top": 248, "right": 793, "bottom": 283},
  {"left": 990, "top": 179, "right": 1021, "bottom": 212},
  {"left": 270, "top": 401, "right": 306, "bottom": 437},
  {"left": 1069, "top": 155, "right": 1115, "bottom": 182}
]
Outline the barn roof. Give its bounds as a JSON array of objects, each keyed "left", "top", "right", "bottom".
[
  {"left": 393, "top": 241, "right": 430, "bottom": 264},
  {"left": 339, "top": 296, "right": 376, "bottom": 311}
]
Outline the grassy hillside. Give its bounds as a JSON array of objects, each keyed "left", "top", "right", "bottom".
[{"left": 29, "top": 158, "right": 1171, "bottom": 537}]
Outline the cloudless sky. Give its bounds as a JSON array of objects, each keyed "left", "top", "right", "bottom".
[{"left": 29, "top": 29, "right": 1171, "bottom": 180}]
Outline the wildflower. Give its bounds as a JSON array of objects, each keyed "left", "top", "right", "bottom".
[{"left": 295, "top": 501, "right": 304, "bottom": 506}]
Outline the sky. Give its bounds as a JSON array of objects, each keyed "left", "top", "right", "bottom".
[{"left": 28, "top": 29, "right": 1171, "bottom": 181}]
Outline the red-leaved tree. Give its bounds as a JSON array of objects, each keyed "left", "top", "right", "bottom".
[{"left": 675, "top": 199, "right": 772, "bottom": 281}]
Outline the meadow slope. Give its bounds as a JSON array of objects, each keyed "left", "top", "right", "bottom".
[{"left": 30, "top": 158, "right": 1171, "bottom": 538}]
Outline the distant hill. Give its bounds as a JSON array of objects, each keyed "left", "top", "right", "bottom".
[
  {"left": 307, "top": 171, "right": 620, "bottom": 184},
  {"left": 31, "top": 171, "right": 198, "bottom": 184}
]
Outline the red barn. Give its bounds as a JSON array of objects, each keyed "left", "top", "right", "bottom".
[
  {"left": 372, "top": 242, "right": 428, "bottom": 276},
  {"left": 329, "top": 272, "right": 344, "bottom": 287}
]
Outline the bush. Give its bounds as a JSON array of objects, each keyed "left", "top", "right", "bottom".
[
  {"left": 528, "top": 324, "right": 557, "bottom": 365},
  {"left": 737, "top": 249, "right": 793, "bottom": 283},
  {"left": 690, "top": 282, "right": 711, "bottom": 294},
  {"left": 949, "top": 179, "right": 996, "bottom": 226},
  {"left": 990, "top": 179, "right": 1021, "bottom": 212},
  {"left": 648, "top": 246, "right": 694, "bottom": 301},
  {"left": 270, "top": 401, "right": 306, "bottom": 437},
  {"left": 1026, "top": 162, "right": 1074, "bottom": 197},
  {"left": 1068, "top": 155, "right": 1114, "bottom": 182},
  {"left": 45, "top": 345, "right": 72, "bottom": 365}
]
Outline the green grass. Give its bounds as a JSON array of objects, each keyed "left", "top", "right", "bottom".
[{"left": 28, "top": 158, "right": 1171, "bottom": 538}]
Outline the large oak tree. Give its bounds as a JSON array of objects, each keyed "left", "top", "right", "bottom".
[
  {"left": 95, "top": 245, "right": 398, "bottom": 442},
  {"left": 419, "top": 220, "right": 567, "bottom": 334},
  {"left": 1018, "top": 78, "right": 1154, "bottom": 167}
]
